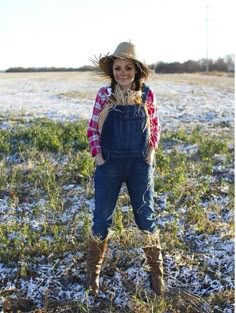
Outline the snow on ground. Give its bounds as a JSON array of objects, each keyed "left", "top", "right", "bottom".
[
  {"left": 0, "top": 187, "right": 234, "bottom": 311},
  {"left": 0, "top": 72, "right": 234, "bottom": 312},
  {"left": 0, "top": 72, "right": 234, "bottom": 129},
  {"left": 0, "top": 72, "right": 99, "bottom": 122}
]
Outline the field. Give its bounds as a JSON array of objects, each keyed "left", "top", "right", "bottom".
[{"left": 0, "top": 72, "right": 234, "bottom": 312}]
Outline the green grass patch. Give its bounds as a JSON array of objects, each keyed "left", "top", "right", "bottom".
[{"left": 0, "top": 118, "right": 234, "bottom": 312}]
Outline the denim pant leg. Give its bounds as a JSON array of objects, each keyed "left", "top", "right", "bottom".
[
  {"left": 126, "top": 159, "right": 157, "bottom": 233},
  {"left": 93, "top": 161, "right": 122, "bottom": 240}
]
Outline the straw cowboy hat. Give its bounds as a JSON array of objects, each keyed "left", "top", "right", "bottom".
[{"left": 98, "top": 42, "right": 152, "bottom": 80}]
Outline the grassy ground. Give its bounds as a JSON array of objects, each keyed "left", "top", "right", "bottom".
[{"left": 0, "top": 117, "right": 234, "bottom": 312}]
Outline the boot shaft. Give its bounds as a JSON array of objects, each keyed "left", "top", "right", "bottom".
[
  {"left": 86, "top": 236, "right": 108, "bottom": 295},
  {"left": 87, "top": 236, "right": 108, "bottom": 267},
  {"left": 143, "top": 246, "right": 163, "bottom": 265},
  {"left": 142, "top": 232, "right": 165, "bottom": 295}
]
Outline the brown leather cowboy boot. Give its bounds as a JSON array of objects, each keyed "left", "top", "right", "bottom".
[
  {"left": 86, "top": 235, "right": 108, "bottom": 296},
  {"left": 143, "top": 232, "right": 165, "bottom": 295}
]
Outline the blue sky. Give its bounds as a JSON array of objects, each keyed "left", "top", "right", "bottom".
[{"left": 0, "top": 0, "right": 235, "bottom": 70}]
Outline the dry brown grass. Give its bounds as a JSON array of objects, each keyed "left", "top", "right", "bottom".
[
  {"left": 0, "top": 71, "right": 234, "bottom": 87},
  {"left": 155, "top": 72, "right": 234, "bottom": 89}
]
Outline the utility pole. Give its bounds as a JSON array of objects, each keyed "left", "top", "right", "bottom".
[{"left": 205, "top": 4, "right": 209, "bottom": 72}]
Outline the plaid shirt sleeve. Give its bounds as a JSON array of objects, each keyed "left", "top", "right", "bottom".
[
  {"left": 87, "top": 86, "right": 109, "bottom": 157},
  {"left": 146, "top": 87, "right": 161, "bottom": 149}
]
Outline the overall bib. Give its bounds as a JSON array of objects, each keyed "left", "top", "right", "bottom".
[{"left": 93, "top": 103, "right": 157, "bottom": 240}]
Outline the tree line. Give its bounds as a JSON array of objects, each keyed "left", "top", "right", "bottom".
[
  {"left": 5, "top": 55, "right": 234, "bottom": 73},
  {"left": 5, "top": 65, "right": 96, "bottom": 73},
  {"left": 150, "top": 56, "right": 234, "bottom": 73}
]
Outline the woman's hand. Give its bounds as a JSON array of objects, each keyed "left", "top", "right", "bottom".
[
  {"left": 95, "top": 152, "right": 105, "bottom": 166},
  {"left": 145, "top": 147, "right": 156, "bottom": 165}
]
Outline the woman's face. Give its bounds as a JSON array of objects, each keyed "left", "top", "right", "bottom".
[{"left": 112, "top": 58, "right": 136, "bottom": 90}]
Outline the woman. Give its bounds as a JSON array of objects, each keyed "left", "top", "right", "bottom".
[{"left": 86, "top": 41, "right": 164, "bottom": 296}]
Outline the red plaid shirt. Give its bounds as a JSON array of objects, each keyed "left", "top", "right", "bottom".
[{"left": 87, "top": 86, "right": 161, "bottom": 157}]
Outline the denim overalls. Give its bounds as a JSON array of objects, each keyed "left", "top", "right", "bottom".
[{"left": 92, "top": 86, "right": 157, "bottom": 240}]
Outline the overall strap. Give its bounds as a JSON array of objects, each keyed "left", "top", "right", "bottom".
[{"left": 142, "top": 83, "right": 149, "bottom": 103}]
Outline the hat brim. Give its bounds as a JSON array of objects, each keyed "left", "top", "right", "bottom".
[{"left": 98, "top": 54, "right": 153, "bottom": 80}]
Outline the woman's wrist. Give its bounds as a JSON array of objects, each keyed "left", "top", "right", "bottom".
[
  {"left": 145, "top": 146, "right": 156, "bottom": 165},
  {"left": 95, "top": 152, "right": 105, "bottom": 166}
]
